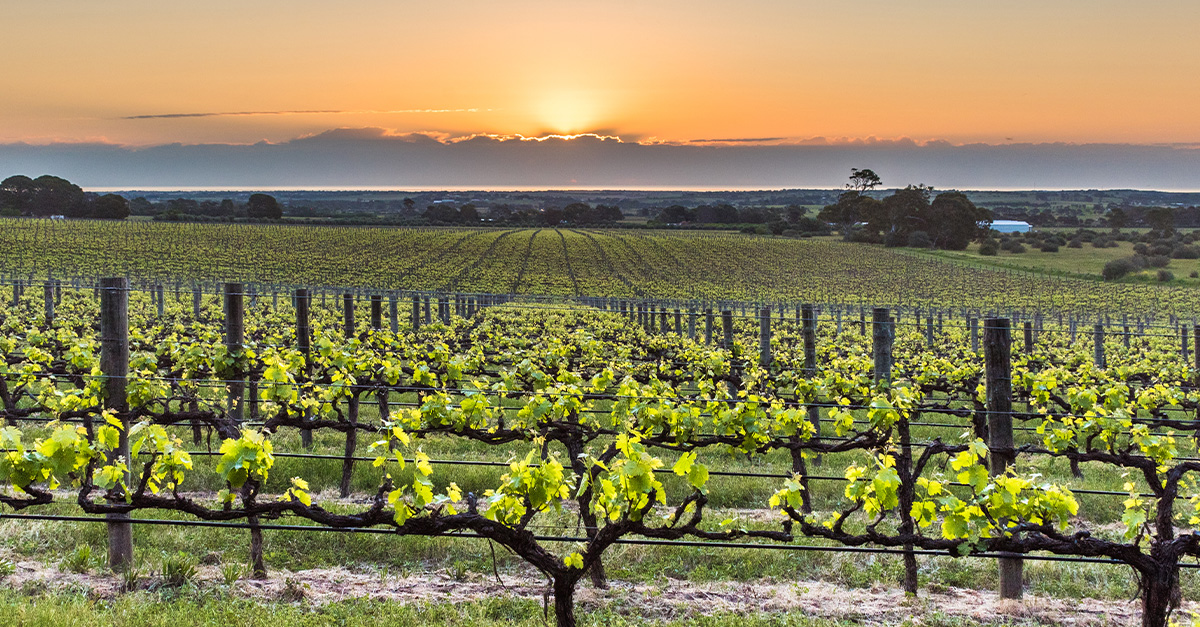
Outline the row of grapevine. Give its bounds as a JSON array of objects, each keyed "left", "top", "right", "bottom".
[
  {"left": 1, "top": 280, "right": 1199, "bottom": 625},
  {"left": 4, "top": 219, "right": 1200, "bottom": 313}
]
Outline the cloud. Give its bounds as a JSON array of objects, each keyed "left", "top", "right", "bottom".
[
  {"left": 2, "top": 129, "right": 1200, "bottom": 191},
  {"left": 686, "top": 137, "right": 788, "bottom": 144},
  {"left": 121, "top": 108, "right": 488, "bottom": 120}
]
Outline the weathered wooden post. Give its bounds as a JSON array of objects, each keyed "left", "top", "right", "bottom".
[
  {"left": 343, "top": 293, "right": 356, "bottom": 338},
  {"left": 227, "top": 283, "right": 264, "bottom": 578},
  {"left": 705, "top": 308, "right": 714, "bottom": 345},
  {"left": 43, "top": 281, "right": 55, "bottom": 325},
  {"left": 802, "top": 304, "right": 821, "bottom": 463},
  {"left": 721, "top": 310, "right": 734, "bottom": 350},
  {"left": 295, "top": 289, "right": 313, "bottom": 448},
  {"left": 1094, "top": 323, "right": 1106, "bottom": 368},
  {"left": 984, "top": 317, "right": 1022, "bottom": 600},
  {"left": 100, "top": 278, "right": 132, "bottom": 571},
  {"left": 225, "top": 284, "right": 245, "bottom": 425},
  {"left": 370, "top": 294, "right": 383, "bottom": 331},
  {"left": 411, "top": 295, "right": 421, "bottom": 331},
  {"left": 872, "top": 308, "right": 892, "bottom": 382},
  {"left": 872, "top": 308, "right": 916, "bottom": 592},
  {"left": 1023, "top": 321, "right": 1034, "bottom": 354},
  {"left": 759, "top": 306, "right": 771, "bottom": 367},
  {"left": 389, "top": 294, "right": 399, "bottom": 333}
]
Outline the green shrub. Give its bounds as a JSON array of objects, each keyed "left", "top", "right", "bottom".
[
  {"left": 1103, "top": 257, "right": 1139, "bottom": 280},
  {"left": 1158, "top": 269, "right": 1175, "bottom": 282},
  {"left": 1173, "top": 245, "right": 1200, "bottom": 259},
  {"left": 907, "top": 231, "right": 932, "bottom": 248}
]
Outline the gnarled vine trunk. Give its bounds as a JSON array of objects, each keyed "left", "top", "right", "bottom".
[
  {"left": 553, "top": 575, "right": 578, "bottom": 627},
  {"left": 1141, "top": 565, "right": 1180, "bottom": 627}
]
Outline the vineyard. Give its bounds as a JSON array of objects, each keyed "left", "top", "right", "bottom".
[
  {"left": 4, "top": 218, "right": 1200, "bottom": 314},
  {"left": 2, "top": 278, "right": 1200, "bottom": 627}
]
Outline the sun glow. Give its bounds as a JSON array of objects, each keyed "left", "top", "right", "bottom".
[{"left": 534, "top": 89, "right": 602, "bottom": 134}]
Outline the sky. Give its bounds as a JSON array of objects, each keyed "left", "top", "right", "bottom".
[{"left": 5, "top": 1, "right": 1200, "bottom": 189}]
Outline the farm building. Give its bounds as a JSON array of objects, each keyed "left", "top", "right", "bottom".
[{"left": 989, "top": 219, "right": 1031, "bottom": 233}]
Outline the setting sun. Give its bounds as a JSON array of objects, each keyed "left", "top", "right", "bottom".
[{"left": 534, "top": 89, "right": 604, "bottom": 134}]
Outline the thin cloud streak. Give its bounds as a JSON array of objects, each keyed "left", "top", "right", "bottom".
[{"left": 122, "top": 109, "right": 490, "bottom": 120}]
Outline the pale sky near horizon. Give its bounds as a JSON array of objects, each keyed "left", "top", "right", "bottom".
[{"left": 5, "top": 1, "right": 1199, "bottom": 148}]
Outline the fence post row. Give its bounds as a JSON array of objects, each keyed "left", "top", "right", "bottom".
[
  {"left": 100, "top": 277, "right": 132, "bottom": 572},
  {"left": 983, "top": 317, "right": 1022, "bottom": 600}
]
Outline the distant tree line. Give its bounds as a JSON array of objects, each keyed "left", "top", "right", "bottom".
[
  {"left": 423, "top": 202, "right": 624, "bottom": 226},
  {"left": 1106, "top": 206, "right": 1200, "bottom": 230},
  {"left": 649, "top": 203, "right": 829, "bottom": 235},
  {"left": 817, "top": 169, "right": 992, "bottom": 250},
  {"left": 142, "top": 194, "right": 283, "bottom": 221},
  {"left": 0, "top": 175, "right": 129, "bottom": 219}
]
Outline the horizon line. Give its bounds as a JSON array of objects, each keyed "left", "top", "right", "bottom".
[{"left": 82, "top": 185, "right": 1200, "bottom": 195}]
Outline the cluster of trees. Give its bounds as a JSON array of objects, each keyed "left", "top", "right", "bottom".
[
  {"left": 0, "top": 175, "right": 129, "bottom": 219},
  {"left": 818, "top": 169, "right": 992, "bottom": 250}
]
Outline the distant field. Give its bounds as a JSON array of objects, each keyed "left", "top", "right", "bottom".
[
  {"left": 911, "top": 235, "right": 1200, "bottom": 286},
  {"left": 1, "top": 218, "right": 1198, "bottom": 313}
]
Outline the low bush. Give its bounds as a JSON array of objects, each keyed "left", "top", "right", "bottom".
[
  {"left": 907, "top": 231, "right": 933, "bottom": 248},
  {"left": 1103, "top": 257, "right": 1140, "bottom": 280},
  {"left": 1172, "top": 245, "right": 1200, "bottom": 259}
]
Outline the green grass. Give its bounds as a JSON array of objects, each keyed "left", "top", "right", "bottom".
[
  {"left": 905, "top": 238, "right": 1200, "bottom": 286},
  {"left": 0, "top": 589, "right": 855, "bottom": 627}
]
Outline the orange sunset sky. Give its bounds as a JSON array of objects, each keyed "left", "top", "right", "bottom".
[{"left": 6, "top": 0, "right": 1200, "bottom": 149}]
